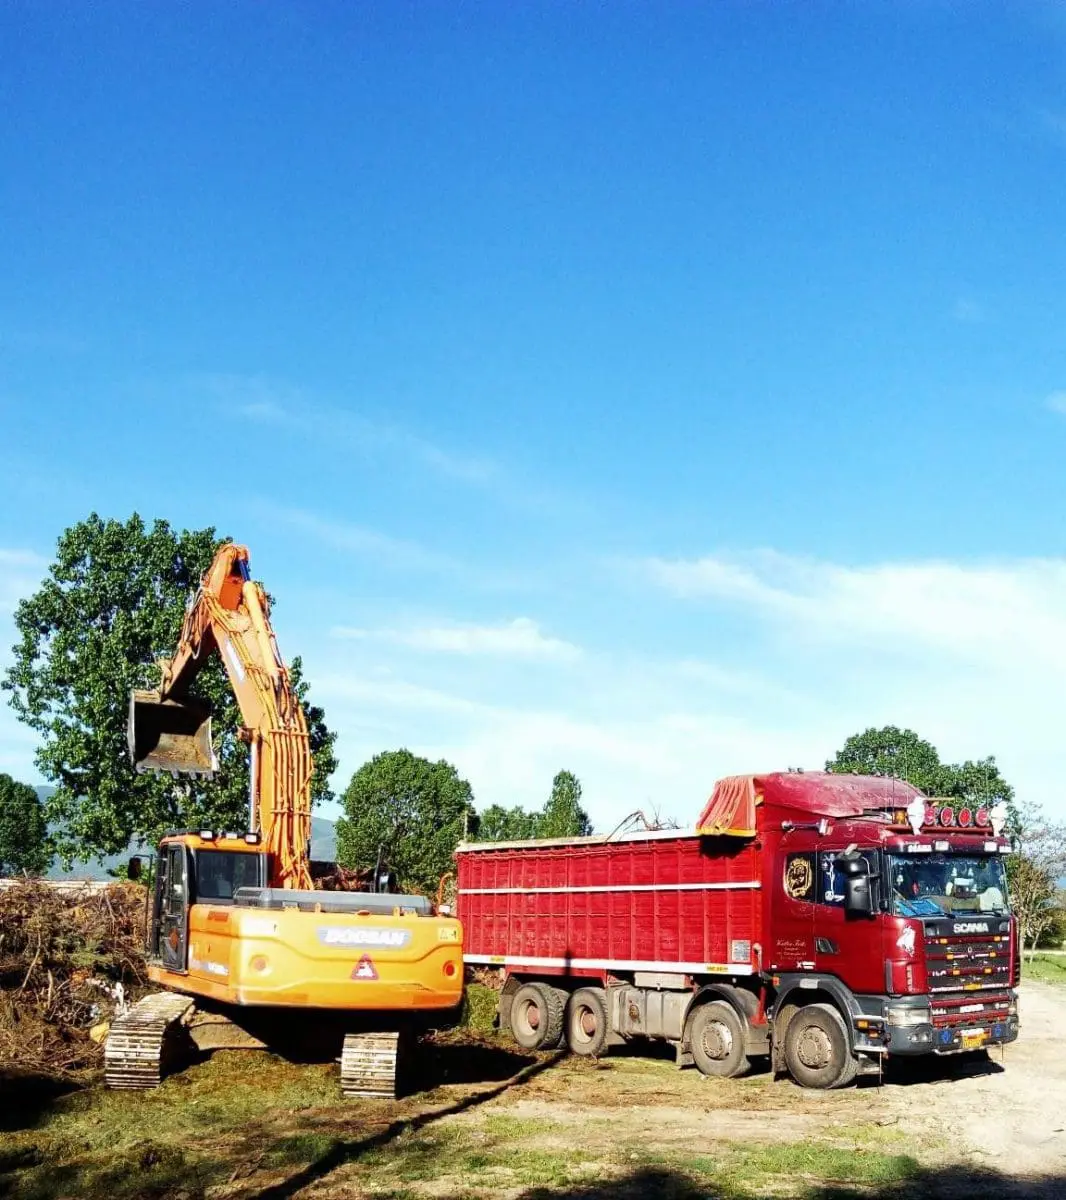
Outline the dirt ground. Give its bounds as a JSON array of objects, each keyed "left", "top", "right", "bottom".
[
  {"left": 4, "top": 981, "right": 1064, "bottom": 1199},
  {"left": 431, "top": 982, "right": 1066, "bottom": 1176},
  {"left": 259, "top": 981, "right": 1066, "bottom": 1197}
]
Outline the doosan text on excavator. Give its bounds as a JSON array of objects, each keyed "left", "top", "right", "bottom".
[{"left": 105, "top": 543, "right": 463, "bottom": 1099}]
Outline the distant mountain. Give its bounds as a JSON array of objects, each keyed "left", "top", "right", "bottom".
[{"left": 33, "top": 786, "right": 339, "bottom": 880}]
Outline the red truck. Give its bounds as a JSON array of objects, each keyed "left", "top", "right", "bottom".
[{"left": 455, "top": 771, "right": 1019, "bottom": 1088}]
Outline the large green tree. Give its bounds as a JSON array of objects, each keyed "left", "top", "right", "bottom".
[
  {"left": 539, "top": 769, "right": 592, "bottom": 838},
  {"left": 336, "top": 749, "right": 476, "bottom": 894},
  {"left": 3, "top": 513, "right": 337, "bottom": 863},
  {"left": 826, "top": 726, "right": 1014, "bottom": 810},
  {"left": 476, "top": 769, "right": 593, "bottom": 842},
  {"left": 476, "top": 803, "right": 541, "bottom": 842},
  {"left": 0, "top": 774, "right": 52, "bottom": 875}
]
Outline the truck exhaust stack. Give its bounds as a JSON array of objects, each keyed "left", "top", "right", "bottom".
[{"left": 128, "top": 690, "right": 217, "bottom": 777}]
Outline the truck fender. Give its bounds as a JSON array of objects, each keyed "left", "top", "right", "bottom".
[
  {"left": 682, "top": 983, "right": 766, "bottom": 1056},
  {"left": 769, "top": 976, "right": 860, "bottom": 1065}
]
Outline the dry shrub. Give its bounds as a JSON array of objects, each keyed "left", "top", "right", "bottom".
[{"left": 0, "top": 880, "right": 149, "bottom": 1074}]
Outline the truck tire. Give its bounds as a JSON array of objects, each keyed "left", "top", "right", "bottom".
[
  {"left": 688, "top": 1000, "right": 749, "bottom": 1079},
  {"left": 509, "top": 982, "right": 565, "bottom": 1051},
  {"left": 565, "top": 987, "right": 609, "bottom": 1057},
  {"left": 782, "top": 1002, "right": 859, "bottom": 1090}
]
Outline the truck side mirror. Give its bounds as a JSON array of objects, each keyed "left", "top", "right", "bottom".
[
  {"left": 843, "top": 872, "right": 873, "bottom": 915},
  {"left": 836, "top": 855, "right": 874, "bottom": 917}
]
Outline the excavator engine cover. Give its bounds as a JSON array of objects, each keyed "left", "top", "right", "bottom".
[{"left": 128, "top": 690, "right": 217, "bottom": 777}]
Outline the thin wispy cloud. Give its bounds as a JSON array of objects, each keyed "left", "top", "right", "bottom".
[
  {"left": 331, "top": 617, "right": 582, "bottom": 662},
  {"left": 0, "top": 548, "right": 47, "bottom": 615},
  {"left": 1036, "top": 107, "right": 1066, "bottom": 145},
  {"left": 204, "top": 373, "right": 498, "bottom": 486},
  {"left": 951, "top": 297, "right": 986, "bottom": 324},
  {"left": 259, "top": 504, "right": 457, "bottom": 573}
]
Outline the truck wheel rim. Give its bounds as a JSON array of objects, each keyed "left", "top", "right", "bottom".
[
  {"left": 701, "top": 1019, "right": 733, "bottom": 1060},
  {"left": 796, "top": 1025, "right": 833, "bottom": 1069},
  {"left": 573, "top": 1003, "right": 597, "bottom": 1043},
  {"left": 522, "top": 1001, "right": 540, "bottom": 1031}
]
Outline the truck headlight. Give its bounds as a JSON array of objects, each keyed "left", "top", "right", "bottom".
[{"left": 885, "top": 1005, "right": 931, "bottom": 1027}]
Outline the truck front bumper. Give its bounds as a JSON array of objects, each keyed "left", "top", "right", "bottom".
[{"left": 885, "top": 1014, "right": 1019, "bottom": 1055}]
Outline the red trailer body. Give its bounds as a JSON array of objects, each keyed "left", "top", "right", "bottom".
[
  {"left": 458, "top": 830, "right": 762, "bottom": 978},
  {"left": 455, "top": 772, "right": 1020, "bottom": 1089}
]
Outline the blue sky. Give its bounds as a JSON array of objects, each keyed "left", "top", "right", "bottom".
[{"left": 3, "top": 2, "right": 1066, "bottom": 827}]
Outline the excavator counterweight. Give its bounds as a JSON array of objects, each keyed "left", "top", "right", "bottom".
[{"left": 128, "top": 689, "right": 216, "bottom": 777}]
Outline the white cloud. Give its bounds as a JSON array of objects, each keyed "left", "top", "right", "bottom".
[
  {"left": 331, "top": 617, "right": 581, "bottom": 662},
  {"left": 640, "top": 551, "right": 1066, "bottom": 670},
  {"left": 635, "top": 549, "right": 1066, "bottom": 820},
  {"left": 1046, "top": 390, "right": 1066, "bottom": 415}
]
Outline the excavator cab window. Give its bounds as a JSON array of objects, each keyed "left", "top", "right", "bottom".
[{"left": 194, "top": 849, "right": 265, "bottom": 904}]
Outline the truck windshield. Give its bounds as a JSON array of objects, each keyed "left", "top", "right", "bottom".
[
  {"left": 887, "top": 854, "right": 1009, "bottom": 917},
  {"left": 195, "top": 850, "right": 264, "bottom": 903}
]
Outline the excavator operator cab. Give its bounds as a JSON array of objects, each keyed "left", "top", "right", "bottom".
[{"left": 148, "top": 834, "right": 267, "bottom": 972}]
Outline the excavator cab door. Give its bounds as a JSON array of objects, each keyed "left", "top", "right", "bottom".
[{"left": 158, "top": 843, "right": 191, "bottom": 973}]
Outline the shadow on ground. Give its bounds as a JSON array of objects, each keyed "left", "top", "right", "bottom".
[
  {"left": 248, "top": 1051, "right": 563, "bottom": 1200},
  {"left": 513, "top": 1165, "right": 1065, "bottom": 1199},
  {"left": 0, "top": 1072, "right": 81, "bottom": 1134},
  {"left": 419, "top": 1037, "right": 538, "bottom": 1089}
]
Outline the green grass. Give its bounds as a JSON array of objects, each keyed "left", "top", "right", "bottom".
[
  {"left": 458, "top": 982, "right": 499, "bottom": 1032},
  {"left": 0, "top": 1041, "right": 968, "bottom": 1200},
  {"left": 1022, "top": 952, "right": 1066, "bottom": 986},
  {"left": 0, "top": 1052, "right": 341, "bottom": 1200}
]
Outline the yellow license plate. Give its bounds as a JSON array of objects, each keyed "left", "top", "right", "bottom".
[{"left": 961, "top": 1030, "right": 987, "bottom": 1048}]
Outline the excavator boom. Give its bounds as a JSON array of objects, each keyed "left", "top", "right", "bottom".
[{"left": 127, "top": 543, "right": 312, "bottom": 888}]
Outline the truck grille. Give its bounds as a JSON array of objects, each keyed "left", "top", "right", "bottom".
[
  {"left": 924, "top": 931, "right": 1012, "bottom": 994},
  {"left": 923, "top": 928, "right": 1015, "bottom": 1049}
]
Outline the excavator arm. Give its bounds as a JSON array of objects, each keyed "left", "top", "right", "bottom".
[{"left": 128, "top": 544, "right": 313, "bottom": 889}]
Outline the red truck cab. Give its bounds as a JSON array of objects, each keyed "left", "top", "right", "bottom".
[{"left": 456, "top": 772, "right": 1019, "bottom": 1089}]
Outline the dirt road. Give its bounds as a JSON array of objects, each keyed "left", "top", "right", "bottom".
[
  {"left": 470, "top": 981, "right": 1066, "bottom": 1182},
  {"left": 887, "top": 982, "right": 1066, "bottom": 1175}
]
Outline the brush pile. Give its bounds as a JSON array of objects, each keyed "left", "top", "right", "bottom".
[{"left": 0, "top": 879, "right": 149, "bottom": 1074}]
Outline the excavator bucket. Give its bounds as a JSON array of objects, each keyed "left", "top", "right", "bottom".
[{"left": 128, "top": 690, "right": 217, "bottom": 777}]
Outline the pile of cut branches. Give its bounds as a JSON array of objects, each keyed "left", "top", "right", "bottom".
[{"left": 0, "top": 879, "right": 149, "bottom": 1074}]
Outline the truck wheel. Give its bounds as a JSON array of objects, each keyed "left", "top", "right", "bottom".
[
  {"left": 688, "top": 1000, "right": 749, "bottom": 1079},
  {"left": 509, "top": 982, "right": 565, "bottom": 1050},
  {"left": 782, "top": 1002, "right": 859, "bottom": 1090},
  {"left": 566, "top": 988, "right": 609, "bottom": 1057}
]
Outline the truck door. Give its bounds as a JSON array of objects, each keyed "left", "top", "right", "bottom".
[
  {"left": 158, "top": 843, "right": 190, "bottom": 973},
  {"left": 813, "top": 849, "right": 883, "bottom": 993},
  {"left": 769, "top": 850, "right": 818, "bottom": 970}
]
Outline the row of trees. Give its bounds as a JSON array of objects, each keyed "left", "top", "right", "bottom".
[
  {"left": 334, "top": 752, "right": 591, "bottom": 894},
  {"left": 0, "top": 512, "right": 1062, "bottom": 955},
  {"left": 0, "top": 512, "right": 589, "bottom": 886}
]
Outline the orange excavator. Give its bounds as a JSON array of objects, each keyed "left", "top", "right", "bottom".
[{"left": 104, "top": 543, "right": 463, "bottom": 1098}]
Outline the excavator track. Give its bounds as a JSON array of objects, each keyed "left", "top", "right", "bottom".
[
  {"left": 104, "top": 992, "right": 197, "bottom": 1090},
  {"left": 340, "top": 1031, "right": 402, "bottom": 1099}
]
